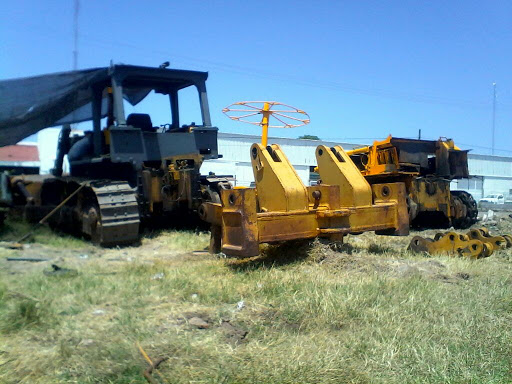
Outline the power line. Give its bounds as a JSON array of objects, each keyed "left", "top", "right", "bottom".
[{"left": 12, "top": 21, "right": 512, "bottom": 112}]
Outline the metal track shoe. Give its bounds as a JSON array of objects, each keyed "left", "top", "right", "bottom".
[
  {"left": 468, "top": 227, "right": 512, "bottom": 249},
  {"left": 408, "top": 231, "right": 493, "bottom": 259}
]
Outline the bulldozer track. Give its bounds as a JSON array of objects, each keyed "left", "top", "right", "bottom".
[
  {"left": 82, "top": 181, "right": 140, "bottom": 247},
  {"left": 451, "top": 190, "right": 478, "bottom": 229}
]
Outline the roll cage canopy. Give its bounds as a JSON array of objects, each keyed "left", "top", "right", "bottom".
[
  {"left": 0, "top": 64, "right": 212, "bottom": 146},
  {"left": 107, "top": 65, "right": 212, "bottom": 129}
]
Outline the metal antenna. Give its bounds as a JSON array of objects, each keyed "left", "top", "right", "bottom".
[
  {"left": 73, "top": 0, "right": 79, "bottom": 70},
  {"left": 491, "top": 82, "right": 496, "bottom": 156},
  {"left": 222, "top": 101, "right": 310, "bottom": 147}
]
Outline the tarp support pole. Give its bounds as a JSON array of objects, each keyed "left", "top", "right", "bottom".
[
  {"left": 197, "top": 83, "right": 211, "bottom": 126},
  {"left": 170, "top": 90, "right": 179, "bottom": 130},
  {"left": 111, "top": 76, "right": 126, "bottom": 126}
]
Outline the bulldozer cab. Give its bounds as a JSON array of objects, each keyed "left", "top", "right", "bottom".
[
  {"left": 48, "top": 65, "right": 220, "bottom": 178},
  {"left": 107, "top": 66, "right": 212, "bottom": 131}
]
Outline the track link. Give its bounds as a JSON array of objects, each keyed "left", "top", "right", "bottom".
[
  {"left": 82, "top": 181, "right": 140, "bottom": 246},
  {"left": 408, "top": 231, "right": 492, "bottom": 259}
]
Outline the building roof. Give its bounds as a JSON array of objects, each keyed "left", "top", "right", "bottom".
[
  {"left": 0, "top": 144, "right": 39, "bottom": 162},
  {"left": 218, "top": 132, "right": 512, "bottom": 161},
  {"left": 218, "top": 132, "right": 360, "bottom": 148}
]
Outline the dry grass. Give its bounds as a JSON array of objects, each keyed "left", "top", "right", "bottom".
[{"left": 0, "top": 217, "right": 511, "bottom": 383}]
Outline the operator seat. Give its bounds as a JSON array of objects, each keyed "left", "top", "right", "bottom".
[
  {"left": 126, "top": 113, "right": 156, "bottom": 132},
  {"left": 67, "top": 133, "right": 93, "bottom": 162}
]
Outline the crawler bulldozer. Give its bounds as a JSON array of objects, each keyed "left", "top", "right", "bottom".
[
  {"left": 0, "top": 64, "right": 231, "bottom": 245},
  {"left": 346, "top": 136, "right": 478, "bottom": 229}
]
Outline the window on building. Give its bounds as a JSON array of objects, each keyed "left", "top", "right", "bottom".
[{"left": 454, "top": 177, "right": 482, "bottom": 191}]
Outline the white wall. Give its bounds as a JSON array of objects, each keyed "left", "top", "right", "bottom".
[
  {"left": 201, "top": 133, "right": 358, "bottom": 186},
  {"left": 468, "top": 155, "right": 512, "bottom": 177},
  {"left": 482, "top": 177, "right": 512, "bottom": 198},
  {"left": 37, "top": 128, "right": 60, "bottom": 174},
  {"left": 37, "top": 128, "right": 81, "bottom": 174}
]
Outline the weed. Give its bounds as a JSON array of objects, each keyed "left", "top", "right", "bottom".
[
  {"left": 368, "top": 242, "right": 393, "bottom": 254},
  {"left": 0, "top": 296, "right": 54, "bottom": 333}
]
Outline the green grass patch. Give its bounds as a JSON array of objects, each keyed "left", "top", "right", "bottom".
[
  {"left": 0, "top": 217, "right": 88, "bottom": 249},
  {"left": 0, "top": 230, "right": 510, "bottom": 383}
]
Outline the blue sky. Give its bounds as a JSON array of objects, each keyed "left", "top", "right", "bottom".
[{"left": 2, "top": 0, "right": 511, "bottom": 155}]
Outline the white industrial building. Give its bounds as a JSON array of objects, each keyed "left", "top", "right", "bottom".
[
  {"left": 37, "top": 129, "right": 512, "bottom": 201},
  {"left": 203, "top": 133, "right": 512, "bottom": 201},
  {"left": 201, "top": 133, "right": 359, "bottom": 187},
  {"left": 451, "top": 154, "right": 512, "bottom": 201}
]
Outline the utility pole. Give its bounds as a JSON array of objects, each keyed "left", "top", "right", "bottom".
[
  {"left": 73, "top": 0, "right": 79, "bottom": 70},
  {"left": 418, "top": 129, "right": 421, "bottom": 140},
  {"left": 492, "top": 82, "right": 496, "bottom": 155}
]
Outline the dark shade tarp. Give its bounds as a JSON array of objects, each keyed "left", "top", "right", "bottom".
[{"left": 0, "top": 67, "right": 150, "bottom": 146}]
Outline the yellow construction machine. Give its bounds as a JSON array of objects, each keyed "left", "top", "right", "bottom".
[
  {"left": 200, "top": 102, "right": 409, "bottom": 257},
  {"left": 346, "top": 136, "right": 478, "bottom": 229}
]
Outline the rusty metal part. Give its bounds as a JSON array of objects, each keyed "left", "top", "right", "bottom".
[
  {"left": 137, "top": 342, "right": 168, "bottom": 384},
  {"left": 14, "top": 180, "right": 35, "bottom": 205},
  {"left": 503, "top": 235, "right": 512, "bottom": 248},
  {"left": 345, "top": 136, "right": 477, "bottom": 229},
  {"left": 466, "top": 228, "right": 507, "bottom": 251},
  {"left": 80, "top": 181, "right": 140, "bottom": 246},
  {"left": 315, "top": 145, "right": 373, "bottom": 207},
  {"left": 479, "top": 227, "right": 490, "bottom": 236},
  {"left": 204, "top": 143, "right": 409, "bottom": 258},
  {"left": 344, "top": 135, "right": 399, "bottom": 176},
  {"left": 408, "top": 231, "right": 492, "bottom": 259},
  {"left": 451, "top": 191, "right": 478, "bottom": 228},
  {"left": 199, "top": 202, "right": 223, "bottom": 253},
  {"left": 143, "top": 357, "right": 168, "bottom": 384},
  {"left": 198, "top": 202, "right": 222, "bottom": 226},
  {"left": 315, "top": 145, "right": 409, "bottom": 236},
  {"left": 468, "top": 227, "right": 512, "bottom": 249},
  {"left": 0, "top": 242, "right": 23, "bottom": 250}
]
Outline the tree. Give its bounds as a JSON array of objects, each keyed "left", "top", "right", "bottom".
[{"left": 298, "top": 134, "right": 320, "bottom": 140}]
